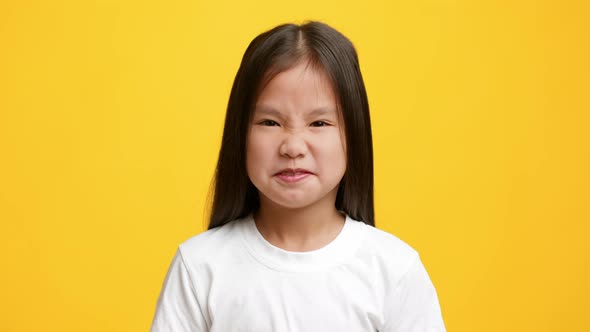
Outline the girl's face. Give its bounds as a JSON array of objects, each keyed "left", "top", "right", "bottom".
[{"left": 246, "top": 61, "right": 347, "bottom": 211}]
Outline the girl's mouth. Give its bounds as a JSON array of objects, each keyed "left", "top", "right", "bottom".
[{"left": 274, "top": 169, "right": 312, "bottom": 183}]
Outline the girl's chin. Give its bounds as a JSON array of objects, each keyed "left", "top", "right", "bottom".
[
  {"left": 262, "top": 191, "right": 335, "bottom": 211},
  {"left": 260, "top": 192, "right": 316, "bottom": 210},
  {"left": 269, "top": 198, "right": 314, "bottom": 210}
]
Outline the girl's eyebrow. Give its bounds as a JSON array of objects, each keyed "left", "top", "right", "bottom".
[
  {"left": 254, "top": 106, "right": 336, "bottom": 117},
  {"left": 253, "top": 106, "right": 282, "bottom": 117},
  {"left": 308, "top": 107, "right": 336, "bottom": 118}
]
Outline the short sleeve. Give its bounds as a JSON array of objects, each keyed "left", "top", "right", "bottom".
[
  {"left": 150, "top": 249, "right": 208, "bottom": 332},
  {"left": 382, "top": 255, "right": 446, "bottom": 332}
]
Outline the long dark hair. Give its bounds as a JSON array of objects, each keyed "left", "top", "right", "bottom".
[{"left": 208, "top": 21, "right": 374, "bottom": 229}]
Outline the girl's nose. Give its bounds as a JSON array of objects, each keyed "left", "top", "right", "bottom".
[{"left": 279, "top": 133, "right": 307, "bottom": 159}]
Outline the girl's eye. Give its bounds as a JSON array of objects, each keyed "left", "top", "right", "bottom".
[
  {"left": 260, "top": 120, "right": 279, "bottom": 126},
  {"left": 310, "top": 121, "right": 329, "bottom": 127}
]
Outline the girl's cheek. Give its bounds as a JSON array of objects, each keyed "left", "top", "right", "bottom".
[
  {"left": 249, "top": 130, "right": 276, "bottom": 152},
  {"left": 315, "top": 132, "right": 345, "bottom": 152}
]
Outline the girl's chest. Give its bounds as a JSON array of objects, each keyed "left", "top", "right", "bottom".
[{"left": 202, "top": 266, "right": 383, "bottom": 332}]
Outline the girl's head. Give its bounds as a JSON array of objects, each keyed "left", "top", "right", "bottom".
[{"left": 209, "top": 21, "right": 374, "bottom": 229}]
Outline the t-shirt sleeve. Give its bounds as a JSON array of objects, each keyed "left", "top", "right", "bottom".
[
  {"left": 150, "top": 248, "right": 208, "bottom": 332},
  {"left": 381, "top": 254, "right": 446, "bottom": 332}
]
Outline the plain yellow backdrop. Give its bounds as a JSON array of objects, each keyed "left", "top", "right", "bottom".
[{"left": 1, "top": 0, "right": 588, "bottom": 331}]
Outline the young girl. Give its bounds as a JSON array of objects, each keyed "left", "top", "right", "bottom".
[{"left": 150, "top": 21, "right": 446, "bottom": 331}]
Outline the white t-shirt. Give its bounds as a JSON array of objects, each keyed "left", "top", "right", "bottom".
[{"left": 150, "top": 214, "right": 446, "bottom": 331}]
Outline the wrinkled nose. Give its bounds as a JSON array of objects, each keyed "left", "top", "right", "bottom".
[{"left": 279, "top": 133, "right": 307, "bottom": 159}]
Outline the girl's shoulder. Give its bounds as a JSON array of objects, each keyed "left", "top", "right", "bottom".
[
  {"left": 361, "top": 222, "right": 418, "bottom": 256},
  {"left": 176, "top": 217, "right": 248, "bottom": 266},
  {"left": 353, "top": 219, "right": 421, "bottom": 276}
]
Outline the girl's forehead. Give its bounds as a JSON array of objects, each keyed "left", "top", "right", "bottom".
[
  {"left": 265, "top": 62, "right": 332, "bottom": 88},
  {"left": 255, "top": 62, "right": 339, "bottom": 114}
]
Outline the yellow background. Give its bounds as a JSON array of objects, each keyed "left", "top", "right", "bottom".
[{"left": 1, "top": 0, "right": 588, "bottom": 331}]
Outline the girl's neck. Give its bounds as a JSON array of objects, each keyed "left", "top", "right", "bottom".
[{"left": 253, "top": 199, "right": 345, "bottom": 252}]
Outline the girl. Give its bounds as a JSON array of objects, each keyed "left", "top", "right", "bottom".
[{"left": 150, "top": 21, "right": 446, "bottom": 331}]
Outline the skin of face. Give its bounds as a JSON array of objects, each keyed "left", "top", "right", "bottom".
[{"left": 246, "top": 61, "right": 347, "bottom": 212}]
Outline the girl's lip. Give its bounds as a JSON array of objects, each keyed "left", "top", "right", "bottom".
[
  {"left": 274, "top": 168, "right": 313, "bottom": 175},
  {"left": 274, "top": 168, "right": 313, "bottom": 183},
  {"left": 275, "top": 172, "right": 311, "bottom": 183}
]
